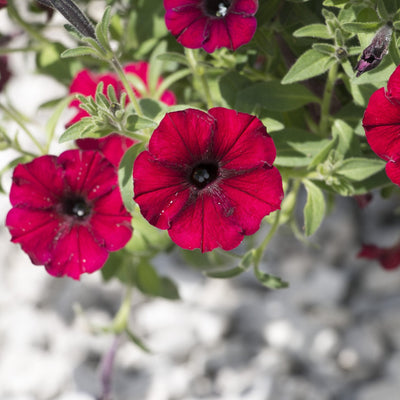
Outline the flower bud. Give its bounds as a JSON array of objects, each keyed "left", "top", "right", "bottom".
[{"left": 355, "top": 24, "right": 392, "bottom": 77}]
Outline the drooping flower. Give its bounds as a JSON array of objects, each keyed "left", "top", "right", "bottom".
[
  {"left": 363, "top": 65, "right": 400, "bottom": 186},
  {"left": 164, "top": 0, "right": 258, "bottom": 53},
  {"left": 358, "top": 242, "right": 400, "bottom": 270},
  {"left": 0, "top": 55, "right": 11, "bottom": 92},
  {"left": 6, "top": 150, "right": 133, "bottom": 279},
  {"left": 67, "top": 61, "right": 176, "bottom": 126},
  {"left": 355, "top": 24, "right": 392, "bottom": 77},
  {"left": 0, "top": 0, "right": 7, "bottom": 9},
  {"left": 133, "top": 107, "right": 283, "bottom": 252}
]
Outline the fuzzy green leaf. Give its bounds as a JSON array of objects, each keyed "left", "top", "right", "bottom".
[
  {"left": 294, "top": 24, "right": 331, "bottom": 39},
  {"left": 335, "top": 158, "right": 385, "bottom": 181},
  {"left": 303, "top": 179, "right": 326, "bottom": 236}
]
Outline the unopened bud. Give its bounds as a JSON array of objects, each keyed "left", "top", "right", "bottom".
[{"left": 355, "top": 24, "right": 392, "bottom": 77}]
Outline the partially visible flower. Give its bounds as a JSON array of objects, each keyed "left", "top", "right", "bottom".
[
  {"left": 6, "top": 150, "right": 132, "bottom": 279},
  {"left": 77, "top": 134, "right": 136, "bottom": 167},
  {"left": 358, "top": 242, "right": 400, "bottom": 270},
  {"left": 355, "top": 24, "right": 392, "bottom": 77},
  {"left": 0, "top": 55, "right": 11, "bottom": 92},
  {"left": 363, "top": 65, "right": 400, "bottom": 186},
  {"left": 67, "top": 61, "right": 176, "bottom": 126},
  {"left": 164, "top": 0, "right": 258, "bottom": 53},
  {"left": 353, "top": 193, "right": 373, "bottom": 209},
  {"left": 0, "top": 0, "right": 7, "bottom": 9},
  {"left": 133, "top": 107, "right": 283, "bottom": 252}
]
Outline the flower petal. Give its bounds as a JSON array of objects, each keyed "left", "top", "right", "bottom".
[
  {"left": 363, "top": 88, "right": 400, "bottom": 159},
  {"left": 230, "top": 0, "right": 258, "bottom": 14},
  {"left": 46, "top": 225, "right": 109, "bottom": 279},
  {"left": 133, "top": 151, "right": 190, "bottom": 229},
  {"left": 164, "top": 0, "right": 201, "bottom": 9},
  {"left": 10, "top": 155, "right": 64, "bottom": 208},
  {"left": 224, "top": 13, "right": 257, "bottom": 51},
  {"left": 385, "top": 157, "right": 400, "bottom": 186},
  {"left": 148, "top": 109, "right": 216, "bottom": 165},
  {"left": 168, "top": 192, "right": 244, "bottom": 252},
  {"left": 208, "top": 108, "right": 276, "bottom": 169},
  {"left": 219, "top": 166, "right": 283, "bottom": 234},
  {"left": 174, "top": 15, "right": 209, "bottom": 49},
  {"left": 202, "top": 19, "right": 232, "bottom": 53},
  {"left": 386, "top": 65, "right": 400, "bottom": 104},
  {"left": 6, "top": 207, "right": 61, "bottom": 265}
]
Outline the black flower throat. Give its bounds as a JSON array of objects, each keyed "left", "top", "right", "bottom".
[
  {"left": 190, "top": 161, "right": 219, "bottom": 189},
  {"left": 62, "top": 195, "right": 91, "bottom": 220},
  {"left": 204, "top": 0, "right": 232, "bottom": 17}
]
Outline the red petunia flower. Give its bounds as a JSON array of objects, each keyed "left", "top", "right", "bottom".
[
  {"left": 6, "top": 150, "right": 133, "bottom": 279},
  {"left": 0, "top": 0, "right": 7, "bottom": 9},
  {"left": 0, "top": 55, "right": 11, "bottom": 92},
  {"left": 358, "top": 242, "right": 400, "bottom": 270},
  {"left": 67, "top": 61, "right": 176, "bottom": 126},
  {"left": 133, "top": 107, "right": 283, "bottom": 252},
  {"left": 363, "top": 65, "right": 400, "bottom": 186},
  {"left": 164, "top": 0, "right": 258, "bottom": 53}
]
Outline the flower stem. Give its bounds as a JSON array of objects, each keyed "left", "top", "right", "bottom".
[
  {"left": 319, "top": 62, "right": 338, "bottom": 136},
  {"left": 253, "top": 210, "right": 281, "bottom": 267},
  {"left": 111, "top": 57, "right": 143, "bottom": 117},
  {"left": 186, "top": 49, "right": 214, "bottom": 108},
  {"left": 0, "top": 104, "right": 46, "bottom": 155}
]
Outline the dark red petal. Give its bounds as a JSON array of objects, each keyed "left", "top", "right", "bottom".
[
  {"left": 363, "top": 88, "right": 400, "bottom": 159},
  {"left": 386, "top": 65, "right": 400, "bottom": 104},
  {"left": 219, "top": 166, "right": 283, "bottom": 235},
  {"left": 58, "top": 150, "right": 117, "bottom": 199},
  {"left": 165, "top": 6, "right": 203, "bottom": 35},
  {"left": 230, "top": 0, "right": 258, "bottom": 14},
  {"left": 9, "top": 155, "right": 64, "bottom": 208},
  {"left": 208, "top": 108, "right": 276, "bottom": 169},
  {"left": 124, "top": 62, "right": 149, "bottom": 84},
  {"left": 175, "top": 16, "right": 209, "bottom": 49},
  {"left": 385, "top": 158, "right": 400, "bottom": 186},
  {"left": 6, "top": 207, "right": 61, "bottom": 265},
  {"left": 168, "top": 192, "right": 244, "bottom": 252},
  {"left": 77, "top": 134, "right": 136, "bottom": 167},
  {"left": 160, "top": 90, "right": 177, "bottom": 106},
  {"left": 133, "top": 151, "right": 190, "bottom": 229},
  {"left": 202, "top": 19, "right": 232, "bottom": 53},
  {"left": 224, "top": 13, "right": 257, "bottom": 51},
  {"left": 148, "top": 109, "right": 216, "bottom": 165},
  {"left": 45, "top": 225, "right": 109, "bottom": 279},
  {"left": 69, "top": 70, "right": 98, "bottom": 96},
  {"left": 164, "top": 0, "right": 201, "bottom": 9},
  {"left": 358, "top": 243, "right": 400, "bottom": 270}
]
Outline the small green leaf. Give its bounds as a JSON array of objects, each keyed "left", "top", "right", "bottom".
[
  {"left": 342, "top": 22, "right": 382, "bottom": 33},
  {"left": 95, "top": 6, "right": 112, "bottom": 51},
  {"left": 206, "top": 249, "right": 255, "bottom": 279},
  {"left": 293, "top": 24, "right": 331, "bottom": 39},
  {"left": 303, "top": 179, "right": 326, "bottom": 236},
  {"left": 125, "top": 329, "right": 151, "bottom": 353},
  {"left": 61, "top": 46, "right": 100, "bottom": 59},
  {"left": 148, "top": 41, "right": 167, "bottom": 95},
  {"left": 219, "top": 70, "right": 251, "bottom": 108},
  {"left": 157, "top": 52, "right": 190, "bottom": 66},
  {"left": 308, "top": 135, "right": 339, "bottom": 169},
  {"left": 135, "top": 261, "right": 161, "bottom": 296},
  {"left": 235, "top": 81, "right": 320, "bottom": 112},
  {"left": 159, "top": 277, "right": 180, "bottom": 300},
  {"left": 312, "top": 43, "right": 336, "bottom": 55},
  {"left": 125, "top": 114, "right": 157, "bottom": 133},
  {"left": 335, "top": 158, "right": 385, "bottom": 181},
  {"left": 282, "top": 49, "right": 335, "bottom": 84},
  {"left": 389, "top": 31, "right": 400, "bottom": 66},
  {"left": 118, "top": 143, "right": 144, "bottom": 213},
  {"left": 59, "top": 118, "right": 94, "bottom": 143},
  {"left": 254, "top": 264, "right": 289, "bottom": 289},
  {"left": 260, "top": 117, "right": 284, "bottom": 132}
]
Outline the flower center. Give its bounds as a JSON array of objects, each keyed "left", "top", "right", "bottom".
[
  {"left": 62, "top": 196, "right": 91, "bottom": 220},
  {"left": 204, "top": 0, "right": 231, "bottom": 17},
  {"left": 190, "top": 162, "right": 219, "bottom": 189}
]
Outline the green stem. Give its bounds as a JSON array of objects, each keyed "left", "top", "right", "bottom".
[
  {"left": 111, "top": 57, "right": 143, "bottom": 117},
  {"left": 186, "top": 49, "right": 214, "bottom": 108},
  {"left": 0, "top": 104, "right": 46, "bottom": 155},
  {"left": 319, "top": 62, "right": 338, "bottom": 136},
  {"left": 253, "top": 210, "right": 281, "bottom": 267}
]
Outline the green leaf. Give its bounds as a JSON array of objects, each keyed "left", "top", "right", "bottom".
[
  {"left": 159, "top": 277, "right": 180, "bottom": 300},
  {"left": 219, "top": 70, "right": 251, "bottom": 108},
  {"left": 148, "top": 41, "right": 167, "bottom": 95},
  {"left": 157, "top": 52, "right": 189, "bottom": 66},
  {"left": 308, "top": 135, "right": 339, "bottom": 169},
  {"left": 125, "top": 114, "right": 157, "bottom": 133},
  {"left": 282, "top": 49, "right": 335, "bottom": 84},
  {"left": 235, "top": 81, "right": 320, "bottom": 113},
  {"left": 335, "top": 158, "right": 385, "bottom": 181},
  {"left": 206, "top": 249, "right": 255, "bottom": 278},
  {"left": 135, "top": 261, "right": 161, "bottom": 296},
  {"left": 342, "top": 22, "right": 382, "bottom": 33},
  {"left": 389, "top": 31, "right": 400, "bottom": 66},
  {"left": 118, "top": 143, "right": 144, "bottom": 213},
  {"left": 95, "top": 6, "right": 112, "bottom": 51},
  {"left": 293, "top": 23, "right": 331, "bottom": 39},
  {"left": 125, "top": 329, "right": 151, "bottom": 353},
  {"left": 312, "top": 43, "right": 336, "bottom": 55},
  {"left": 260, "top": 117, "right": 284, "bottom": 132},
  {"left": 59, "top": 118, "right": 94, "bottom": 143},
  {"left": 253, "top": 264, "right": 289, "bottom": 289},
  {"left": 61, "top": 46, "right": 100, "bottom": 59},
  {"left": 303, "top": 179, "right": 326, "bottom": 236}
]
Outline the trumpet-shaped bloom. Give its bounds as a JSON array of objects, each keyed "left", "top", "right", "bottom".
[
  {"left": 363, "top": 65, "right": 400, "bottom": 186},
  {"left": 164, "top": 0, "right": 258, "bottom": 53},
  {"left": 6, "top": 150, "right": 132, "bottom": 279},
  {"left": 133, "top": 107, "right": 283, "bottom": 252},
  {"left": 67, "top": 61, "right": 176, "bottom": 126}
]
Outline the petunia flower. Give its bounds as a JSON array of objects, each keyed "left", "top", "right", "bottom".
[
  {"left": 6, "top": 150, "right": 133, "bottom": 279},
  {"left": 363, "top": 65, "right": 400, "bottom": 186},
  {"left": 164, "top": 0, "right": 258, "bottom": 53},
  {"left": 0, "top": 0, "right": 7, "bottom": 9},
  {"left": 67, "top": 61, "right": 176, "bottom": 126},
  {"left": 0, "top": 55, "right": 11, "bottom": 92},
  {"left": 358, "top": 242, "right": 400, "bottom": 270},
  {"left": 133, "top": 107, "right": 283, "bottom": 252}
]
